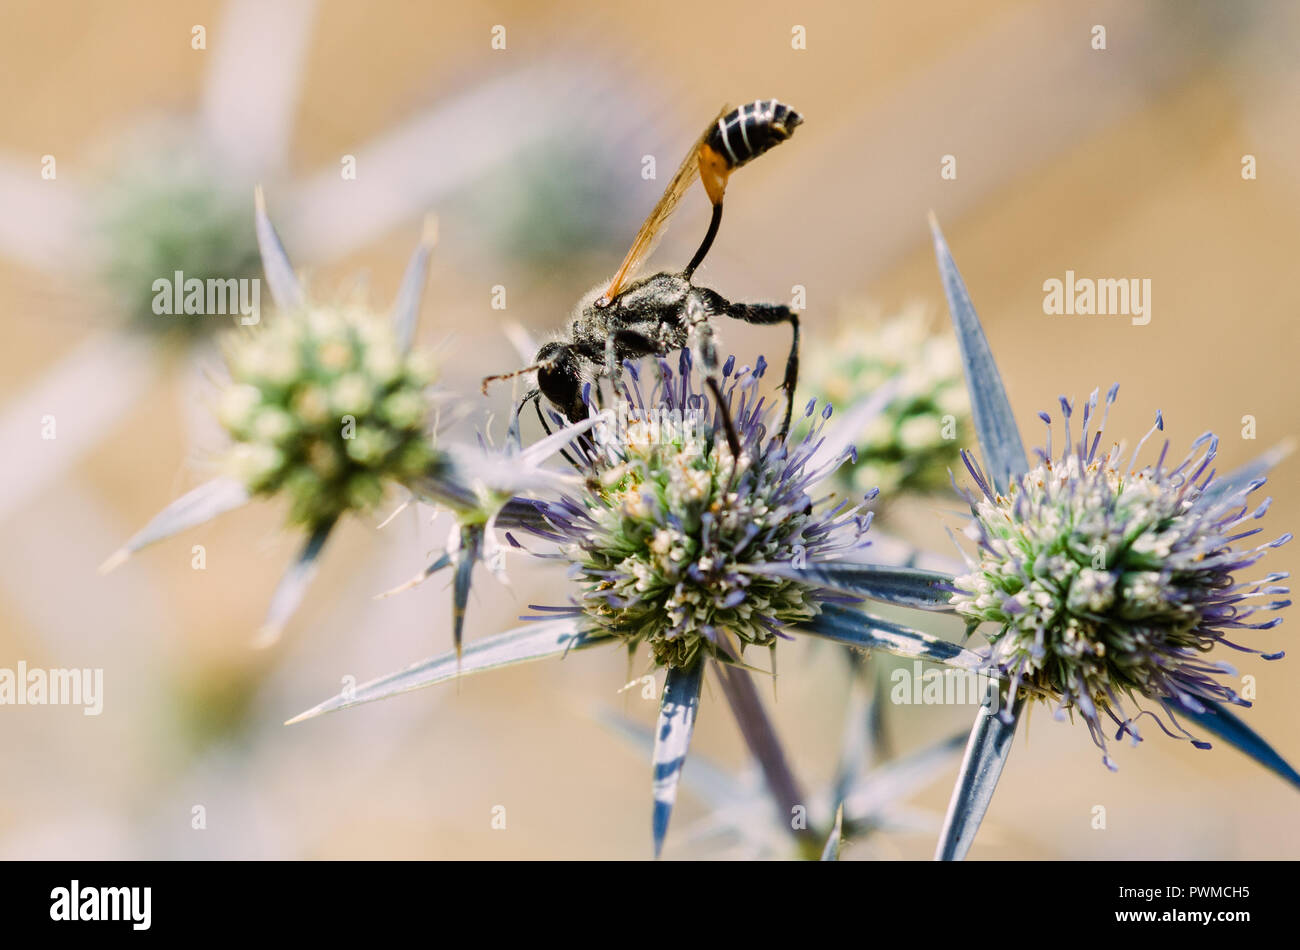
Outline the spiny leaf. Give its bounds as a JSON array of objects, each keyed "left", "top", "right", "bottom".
[
  {"left": 831, "top": 664, "right": 874, "bottom": 806},
  {"left": 391, "top": 214, "right": 437, "bottom": 352},
  {"left": 844, "top": 730, "right": 966, "bottom": 823},
  {"left": 928, "top": 214, "right": 1027, "bottom": 496},
  {"left": 821, "top": 804, "right": 844, "bottom": 861},
  {"left": 517, "top": 410, "right": 608, "bottom": 469},
  {"left": 254, "top": 518, "right": 335, "bottom": 649},
  {"left": 197, "top": 0, "right": 317, "bottom": 174},
  {"left": 452, "top": 524, "right": 482, "bottom": 659},
  {"left": 1166, "top": 696, "right": 1300, "bottom": 791},
  {"left": 652, "top": 661, "right": 704, "bottom": 858},
  {"left": 493, "top": 497, "right": 549, "bottom": 531},
  {"left": 799, "top": 604, "right": 988, "bottom": 671},
  {"left": 100, "top": 476, "right": 251, "bottom": 573},
  {"left": 927, "top": 215, "right": 1030, "bottom": 862},
  {"left": 1200, "top": 440, "right": 1294, "bottom": 504},
  {"left": 254, "top": 185, "right": 304, "bottom": 311},
  {"left": 592, "top": 706, "right": 744, "bottom": 809},
  {"left": 287, "top": 619, "right": 608, "bottom": 724},
  {"left": 805, "top": 376, "right": 901, "bottom": 473},
  {"left": 759, "top": 562, "right": 956, "bottom": 611},
  {"left": 865, "top": 659, "right": 892, "bottom": 765},
  {"left": 376, "top": 551, "right": 451, "bottom": 599},
  {"left": 868, "top": 527, "right": 967, "bottom": 575},
  {"left": 713, "top": 660, "right": 809, "bottom": 844},
  {"left": 934, "top": 684, "right": 1026, "bottom": 860}
]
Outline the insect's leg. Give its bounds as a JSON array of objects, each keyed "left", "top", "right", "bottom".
[
  {"left": 605, "top": 328, "right": 662, "bottom": 418},
  {"left": 600, "top": 333, "right": 619, "bottom": 406},
  {"left": 682, "top": 295, "right": 741, "bottom": 455},
  {"left": 598, "top": 328, "right": 661, "bottom": 390},
  {"left": 531, "top": 389, "right": 556, "bottom": 437},
  {"left": 531, "top": 390, "right": 582, "bottom": 470},
  {"left": 718, "top": 302, "right": 800, "bottom": 439},
  {"left": 705, "top": 376, "right": 741, "bottom": 458},
  {"left": 597, "top": 326, "right": 654, "bottom": 407},
  {"left": 683, "top": 294, "right": 720, "bottom": 375},
  {"left": 681, "top": 294, "right": 744, "bottom": 461}
]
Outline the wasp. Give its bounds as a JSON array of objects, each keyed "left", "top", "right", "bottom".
[{"left": 483, "top": 99, "right": 804, "bottom": 438}]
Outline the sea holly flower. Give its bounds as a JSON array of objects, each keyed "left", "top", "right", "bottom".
[
  {"left": 102, "top": 192, "right": 596, "bottom": 653},
  {"left": 520, "top": 351, "right": 877, "bottom": 669},
  {"left": 803, "top": 304, "right": 970, "bottom": 500},
  {"left": 925, "top": 215, "right": 1299, "bottom": 860},
  {"left": 217, "top": 299, "right": 440, "bottom": 528},
  {"left": 95, "top": 124, "right": 263, "bottom": 339},
  {"left": 101, "top": 192, "right": 447, "bottom": 644},
  {"left": 290, "top": 348, "right": 984, "bottom": 857},
  {"left": 956, "top": 384, "right": 1289, "bottom": 764},
  {"left": 950, "top": 386, "right": 1291, "bottom": 770}
]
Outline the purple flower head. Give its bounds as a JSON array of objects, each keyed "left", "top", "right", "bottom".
[
  {"left": 524, "top": 349, "right": 874, "bottom": 669},
  {"left": 950, "top": 384, "right": 1291, "bottom": 768}
]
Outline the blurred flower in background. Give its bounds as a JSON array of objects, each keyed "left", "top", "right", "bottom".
[
  {"left": 93, "top": 120, "right": 262, "bottom": 341},
  {"left": 802, "top": 304, "right": 969, "bottom": 503}
]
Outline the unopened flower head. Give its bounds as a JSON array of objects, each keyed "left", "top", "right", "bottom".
[
  {"left": 527, "top": 350, "right": 875, "bottom": 669},
  {"left": 804, "top": 304, "right": 968, "bottom": 498},
  {"left": 950, "top": 384, "right": 1291, "bottom": 767},
  {"left": 218, "top": 304, "right": 439, "bottom": 527}
]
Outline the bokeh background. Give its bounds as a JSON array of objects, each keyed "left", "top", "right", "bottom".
[{"left": 1, "top": 0, "right": 1297, "bottom": 859}]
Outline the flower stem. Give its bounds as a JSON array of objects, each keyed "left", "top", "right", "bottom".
[{"left": 713, "top": 660, "right": 817, "bottom": 851}]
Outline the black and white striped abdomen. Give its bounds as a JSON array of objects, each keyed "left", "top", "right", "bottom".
[{"left": 706, "top": 99, "right": 803, "bottom": 170}]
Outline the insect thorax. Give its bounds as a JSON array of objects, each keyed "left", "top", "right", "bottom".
[{"left": 569, "top": 272, "right": 696, "bottom": 353}]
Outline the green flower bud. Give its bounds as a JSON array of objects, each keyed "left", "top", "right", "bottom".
[{"left": 219, "top": 303, "right": 441, "bottom": 526}]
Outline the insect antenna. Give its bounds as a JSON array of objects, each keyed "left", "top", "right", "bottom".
[{"left": 482, "top": 362, "right": 544, "bottom": 395}]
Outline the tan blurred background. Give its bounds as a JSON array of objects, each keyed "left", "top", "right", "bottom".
[{"left": 1, "top": 0, "right": 1297, "bottom": 859}]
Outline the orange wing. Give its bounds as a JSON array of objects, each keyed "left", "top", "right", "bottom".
[{"left": 598, "top": 105, "right": 729, "bottom": 305}]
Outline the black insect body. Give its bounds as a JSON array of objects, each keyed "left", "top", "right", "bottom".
[
  {"left": 535, "top": 274, "right": 799, "bottom": 434},
  {"left": 484, "top": 100, "right": 803, "bottom": 438}
]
